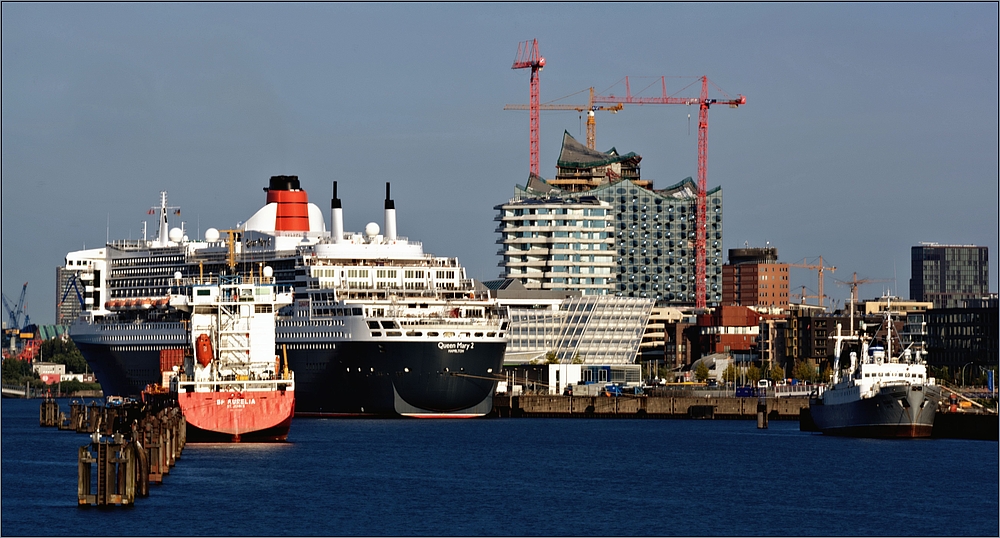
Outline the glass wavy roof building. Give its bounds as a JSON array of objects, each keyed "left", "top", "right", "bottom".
[{"left": 498, "top": 132, "right": 723, "bottom": 306}]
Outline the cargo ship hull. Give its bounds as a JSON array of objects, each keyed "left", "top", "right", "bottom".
[
  {"left": 178, "top": 389, "right": 294, "bottom": 442},
  {"left": 810, "top": 384, "right": 937, "bottom": 438},
  {"left": 287, "top": 340, "right": 506, "bottom": 417}
]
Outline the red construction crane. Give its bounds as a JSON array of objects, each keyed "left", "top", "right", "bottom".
[
  {"left": 505, "top": 87, "right": 623, "bottom": 151},
  {"left": 593, "top": 76, "right": 746, "bottom": 309},
  {"left": 511, "top": 39, "right": 545, "bottom": 177}
]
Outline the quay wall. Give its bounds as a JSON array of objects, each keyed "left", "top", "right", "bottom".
[{"left": 491, "top": 394, "right": 810, "bottom": 419}]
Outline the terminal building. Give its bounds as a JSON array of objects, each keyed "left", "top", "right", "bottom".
[
  {"left": 485, "top": 278, "right": 652, "bottom": 365},
  {"left": 498, "top": 132, "right": 723, "bottom": 306}
]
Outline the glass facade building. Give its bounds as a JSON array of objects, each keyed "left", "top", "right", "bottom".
[
  {"left": 514, "top": 178, "right": 722, "bottom": 305},
  {"left": 499, "top": 132, "right": 723, "bottom": 306},
  {"left": 502, "top": 295, "right": 653, "bottom": 365},
  {"left": 909, "top": 244, "right": 989, "bottom": 309}
]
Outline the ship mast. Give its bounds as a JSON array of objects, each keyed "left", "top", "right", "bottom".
[{"left": 158, "top": 191, "right": 169, "bottom": 247}]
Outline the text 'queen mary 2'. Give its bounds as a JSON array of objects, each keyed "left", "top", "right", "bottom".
[{"left": 67, "top": 176, "right": 508, "bottom": 417}]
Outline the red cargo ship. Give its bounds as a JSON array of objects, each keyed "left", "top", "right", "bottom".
[{"left": 170, "top": 268, "right": 295, "bottom": 442}]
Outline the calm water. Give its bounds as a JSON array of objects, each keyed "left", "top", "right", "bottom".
[{"left": 2, "top": 398, "right": 997, "bottom": 536}]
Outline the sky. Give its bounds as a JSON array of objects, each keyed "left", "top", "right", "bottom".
[{"left": 2, "top": 2, "right": 998, "bottom": 325}]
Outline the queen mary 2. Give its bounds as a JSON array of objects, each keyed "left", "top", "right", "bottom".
[{"left": 67, "top": 176, "right": 508, "bottom": 417}]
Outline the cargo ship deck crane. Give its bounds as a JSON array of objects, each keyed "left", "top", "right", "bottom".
[
  {"left": 511, "top": 39, "right": 545, "bottom": 177},
  {"left": 593, "top": 76, "right": 746, "bottom": 309}
]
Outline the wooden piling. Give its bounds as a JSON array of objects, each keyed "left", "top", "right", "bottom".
[
  {"left": 62, "top": 395, "right": 185, "bottom": 507},
  {"left": 39, "top": 398, "right": 60, "bottom": 427},
  {"left": 77, "top": 433, "right": 137, "bottom": 507}
]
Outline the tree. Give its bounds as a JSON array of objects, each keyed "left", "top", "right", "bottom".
[
  {"left": 39, "top": 337, "right": 88, "bottom": 374},
  {"left": 820, "top": 364, "right": 833, "bottom": 383},
  {"left": 793, "top": 360, "right": 816, "bottom": 383},
  {"left": 769, "top": 363, "right": 785, "bottom": 385},
  {"left": 746, "top": 365, "right": 761, "bottom": 385},
  {"left": 722, "top": 363, "right": 737, "bottom": 384},
  {"left": 571, "top": 353, "right": 583, "bottom": 365},
  {"left": 544, "top": 351, "right": 559, "bottom": 364},
  {"left": 694, "top": 361, "right": 711, "bottom": 382},
  {"left": 2, "top": 357, "right": 36, "bottom": 383}
]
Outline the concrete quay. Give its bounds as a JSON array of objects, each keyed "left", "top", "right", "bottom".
[{"left": 490, "top": 394, "right": 809, "bottom": 420}]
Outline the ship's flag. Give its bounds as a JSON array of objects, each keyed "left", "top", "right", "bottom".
[
  {"left": 148, "top": 209, "right": 155, "bottom": 215},
  {"left": 174, "top": 209, "right": 181, "bottom": 216}
]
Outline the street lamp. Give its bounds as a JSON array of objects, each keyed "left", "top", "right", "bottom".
[{"left": 960, "top": 362, "right": 975, "bottom": 387}]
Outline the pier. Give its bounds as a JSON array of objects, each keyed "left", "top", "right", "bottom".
[
  {"left": 490, "top": 393, "right": 810, "bottom": 420},
  {"left": 39, "top": 395, "right": 187, "bottom": 506}
]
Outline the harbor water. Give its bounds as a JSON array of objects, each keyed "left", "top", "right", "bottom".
[{"left": 2, "top": 398, "right": 997, "bottom": 536}]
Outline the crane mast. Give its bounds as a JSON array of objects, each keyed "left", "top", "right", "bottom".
[
  {"left": 593, "top": 76, "right": 745, "bottom": 308},
  {"left": 511, "top": 39, "right": 545, "bottom": 177}
]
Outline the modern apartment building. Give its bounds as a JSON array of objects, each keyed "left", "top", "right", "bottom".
[{"left": 494, "top": 195, "right": 615, "bottom": 295}]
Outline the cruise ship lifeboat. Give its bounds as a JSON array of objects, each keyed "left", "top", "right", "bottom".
[
  {"left": 156, "top": 297, "right": 169, "bottom": 309},
  {"left": 140, "top": 298, "right": 154, "bottom": 309}
]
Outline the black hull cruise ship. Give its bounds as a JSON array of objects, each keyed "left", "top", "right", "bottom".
[{"left": 67, "top": 177, "right": 508, "bottom": 417}]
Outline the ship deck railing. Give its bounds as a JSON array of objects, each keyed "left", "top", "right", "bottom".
[
  {"left": 176, "top": 377, "right": 294, "bottom": 393},
  {"left": 334, "top": 288, "right": 492, "bottom": 302}
]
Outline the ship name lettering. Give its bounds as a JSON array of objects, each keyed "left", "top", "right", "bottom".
[{"left": 438, "top": 341, "right": 472, "bottom": 353}]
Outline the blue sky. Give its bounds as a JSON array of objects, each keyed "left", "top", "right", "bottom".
[{"left": 3, "top": 2, "right": 997, "bottom": 324}]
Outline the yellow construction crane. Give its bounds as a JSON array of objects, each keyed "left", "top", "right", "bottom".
[
  {"left": 505, "top": 87, "right": 623, "bottom": 150},
  {"left": 789, "top": 256, "right": 836, "bottom": 308},
  {"left": 835, "top": 272, "right": 893, "bottom": 304}
]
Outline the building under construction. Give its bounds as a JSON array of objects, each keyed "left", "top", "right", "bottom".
[{"left": 497, "top": 132, "right": 723, "bottom": 306}]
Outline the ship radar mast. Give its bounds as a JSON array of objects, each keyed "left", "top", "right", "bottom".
[{"left": 150, "top": 191, "right": 181, "bottom": 247}]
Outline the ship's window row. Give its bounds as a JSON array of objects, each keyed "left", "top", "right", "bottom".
[
  {"left": 279, "top": 344, "right": 337, "bottom": 350},
  {"left": 98, "top": 322, "right": 182, "bottom": 331},
  {"left": 112, "top": 345, "right": 174, "bottom": 352},
  {"left": 104, "top": 333, "right": 186, "bottom": 342},
  {"left": 280, "top": 332, "right": 347, "bottom": 340}
]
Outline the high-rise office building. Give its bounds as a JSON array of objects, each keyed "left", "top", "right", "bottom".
[{"left": 910, "top": 244, "right": 989, "bottom": 308}]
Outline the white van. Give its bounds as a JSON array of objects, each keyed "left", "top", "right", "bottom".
[{"left": 757, "top": 379, "right": 772, "bottom": 388}]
